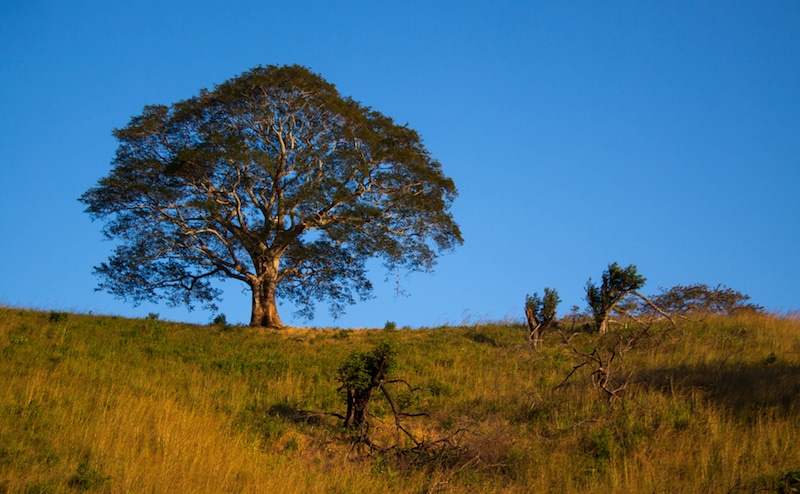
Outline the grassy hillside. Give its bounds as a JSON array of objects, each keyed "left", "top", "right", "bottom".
[{"left": 1, "top": 307, "right": 799, "bottom": 493}]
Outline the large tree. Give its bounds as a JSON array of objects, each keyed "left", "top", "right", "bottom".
[{"left": 80, "top": 65, "right": 462, "bottom": 327}]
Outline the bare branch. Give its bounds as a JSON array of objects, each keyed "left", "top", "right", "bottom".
[{"left": 632, "top": 291, "right": 679, "bottom": 329}]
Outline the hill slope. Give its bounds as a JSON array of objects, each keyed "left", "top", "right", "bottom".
[{"left": 2, "top": 307, "right": 799, "bottom": 492}]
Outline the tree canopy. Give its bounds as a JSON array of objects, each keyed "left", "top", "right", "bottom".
[
  {"left": 80, "top": 65, "right": 462, "bottom": 327},
  {"left": 585, "top": 262, "right": 646, "bottom": 334},
  {"left": 648, "top": 283, "right": 763, "bottom": 317}
]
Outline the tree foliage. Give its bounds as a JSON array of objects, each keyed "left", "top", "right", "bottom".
[
  {"left": 647, "top": 283, "right": 763, "bottom": 317},
  {"left": 336, "top": 340, "right": 397, "bottom": 429},
  {"left": 585, "top": 262, "right": 646, "bottom": 333},
  {"left": 80, "top": 65, "right": 462, "bottom": 327}
]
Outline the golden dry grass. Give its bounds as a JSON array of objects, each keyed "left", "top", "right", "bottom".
[{"left": 1, "top": 308, "right": 799, "bottom": 492}]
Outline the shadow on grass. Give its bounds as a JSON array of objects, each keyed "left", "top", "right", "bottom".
[
  {"left": 637, "top": 359, "right": 800, "bottom": 418},
  {"left": 465, "top": 331, "right": 499, "bottom": 347},
  {"left": 268, "top": 402, "right": 331, "bottom": 426}
]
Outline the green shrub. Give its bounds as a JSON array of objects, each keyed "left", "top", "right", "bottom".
[
  {"left": 68, "top": 458, "right": 111, "bottom": 491},
  {"left": 778, "top": 468, "right": 800, "bottom": 493},
  {"left": 48, "top": 312, "right": 68, "bottom": 323},
  {"left": 337, "top": 340, "right": 397, "bottom": 428}
]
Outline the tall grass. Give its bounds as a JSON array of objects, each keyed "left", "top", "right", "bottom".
[{"left": 1, "top": 307, "right": 798, "bottom": 492}]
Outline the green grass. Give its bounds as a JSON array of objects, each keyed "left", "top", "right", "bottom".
[{"left": 1, "top": 307, "right": 799, "bottom": 492}]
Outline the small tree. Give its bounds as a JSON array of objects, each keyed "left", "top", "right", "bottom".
[
  {"left": 337, "top": 340, "right": 397, "bottom": 429},
  {"left": 335, "top": 340, "right": 464, "bottom": 458},
  {"left": 585, "top": 262, "right": 646, "bottom": 334},
  {"left": 525, "top": 287, "right": 560, "bottom": 346},
  {"left": 649, "top": 283, "right": 763, "bottom": 317}
]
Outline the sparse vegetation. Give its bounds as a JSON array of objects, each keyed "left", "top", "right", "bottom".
[{"left": 1, "top": 306, "right": 799, "bottom": 492}]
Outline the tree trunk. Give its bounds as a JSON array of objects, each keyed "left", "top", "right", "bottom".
[
  {"left": 598, "top": 317, "right": 609, "bottom": 334},
  {"left": 344, "top": 386, "right": 376, "bottom": 428},
  {"left": 525, "top": 306, "right": 542, "bottom": 347},
  {"left": 250, "top": 267, "right": 284, "bottom": 328}
]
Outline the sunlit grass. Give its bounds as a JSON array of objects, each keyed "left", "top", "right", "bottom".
[{"left": 1, "top": 307, "right": 798, "bottom": 492}]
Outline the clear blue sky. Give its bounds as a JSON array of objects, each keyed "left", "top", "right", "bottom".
[{"left": 1, "top": 1, "right": 798, "bottom": 327}]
